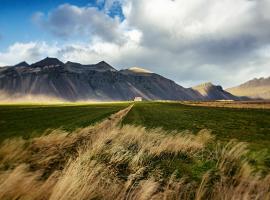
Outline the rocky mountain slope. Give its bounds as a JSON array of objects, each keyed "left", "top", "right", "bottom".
[
  {"left": 227, "top": 77, "right": 270, "bottom": 99},
  {"left": 192, "top": 82, "right": 241, "bottom": 100},
  {"left": 0, "top": 57, "right": 240, "bottom": 101}
]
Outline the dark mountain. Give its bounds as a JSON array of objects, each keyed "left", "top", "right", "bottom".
[
  {"left": 65, "top": 61, "right": 117, "bottom": 73},
  {"left": 227, "top": 77, "right": 270, "bottom": 99},
  {"left": 14, "top": 61, "right": 29, "bottom": 67},
  {"left": 31, "top": 57, "right": 64, "bottom": 67},
  {"left": 0, "top": 58, "right": 239, "bottom": 101}
]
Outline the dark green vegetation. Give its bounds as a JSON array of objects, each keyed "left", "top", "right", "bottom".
[
  {"left": 0, "top": 102, "right": 130, "bottom": 142},
  {"left": 1, "top": 101, "right": 270, "bottom": 199},
  {"left": 123, "top": 102, "right": 270, "bottom": 148},
  {"left": 123, "top": 102, "right": 270, "bottom": 169},
  {"left": 1, "top": 101, "right": 270, "bottom": 169}
]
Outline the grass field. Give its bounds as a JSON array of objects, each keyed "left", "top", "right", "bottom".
[
  {"left": 1, "top": 101, "right": 269, "bottom": 150},
  {"left": 0, "top": 102, "right": 130, "bottom": 142},
  {"left": 1, "top": 101, "right": 270, "bottom": 199},
  {"left": 1, "top": 104, "right": 270, "bottom": 199},
  {"left": 123, "top": 102, "right": 270, "bottom": 147},
  {"left": 183, "top": 100, "right": 270, "bottom": 109}
]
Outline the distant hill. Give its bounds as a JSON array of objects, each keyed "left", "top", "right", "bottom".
[
  {"left": 0, "top": 57, "right": 241, "bottom": 101},
  {"left": 227, "top": 77, "right": 270, "bottom": 99},
  {"left": 192, "top": 82, "right": 240, "bottom": 100}
]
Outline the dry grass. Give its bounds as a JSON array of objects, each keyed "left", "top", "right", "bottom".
[
  {"left": 182, "top": 100, "right": 270, "bottom": 109},
  {"left": 0, "top": 105, "right": 270, "bottom": 200}
]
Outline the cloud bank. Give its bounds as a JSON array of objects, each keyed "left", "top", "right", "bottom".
[{"left": 1, "top": 0, "right": 270, "bottom": 87}]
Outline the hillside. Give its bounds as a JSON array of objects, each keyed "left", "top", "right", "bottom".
[
  {"left": 227, "top": 77, "right": 270, "bottom": 99},
  {"left": 192, "top": 82, "right": 240, "bottom": 100}
]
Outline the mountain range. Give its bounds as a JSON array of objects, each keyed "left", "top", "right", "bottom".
[{"left": 0, "top": 57, "right": 267, "bottom": 101}]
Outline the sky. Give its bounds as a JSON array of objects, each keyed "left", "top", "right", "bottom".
[{"left": 0, "top": 0, "right": 270, "bottom": 88}]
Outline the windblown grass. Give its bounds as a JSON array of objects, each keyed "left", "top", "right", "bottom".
[
  {"left": 0, "top": 106, "right": 270, "bottom": 199},
  {"left": 123, "top": 102, "right": 270, "bottom": 165}
]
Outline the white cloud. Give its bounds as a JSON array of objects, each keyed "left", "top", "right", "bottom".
[
  {"left": 0, "top": 38, "right": 142, "bottom": 67},
  {"left": 120, "top": 0, "right": 270, "bottom": 86},
  {"left": 0, "top": 42, "right": 59, "bottom": 65},
  {"left": 1, "top": 0, "right": 270, "bottom": 88},
  {"left": 124, "top": 0, "right": 270, "bottom": 52}
]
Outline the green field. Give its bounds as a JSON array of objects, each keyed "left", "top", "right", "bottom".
[
  {"left": 121, "top": 102, "right": 270, "bottom": 169},
  {"left": 0, "top": 102, "right": 130, "bottom": 142},
  {"left": 123, "top": 102, "right": 270, "bottom": 157},
  {"left": 1, "top": 101, "right": 270, "bottom": 167},
  {"left": 1, "top": 101, "right": 270, "bottom": 198},
  {"left": 1, "top": 101, "right": 269, "bottom": 149}
]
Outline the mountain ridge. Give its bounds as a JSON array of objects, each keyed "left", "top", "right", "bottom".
[
  {"left": 192, "top": 82, "right": 241, "bottom": 100},
  {"left": 14, "top": 61, "right": 29, "bottom": 67},
  {"left": 226, "top": 77, "right": 270, "bottom": 99},
  {"left": 0, "top": 57, "right": 242, "bottom": 101},
  {"left": 32, "top": 57, "right": 64, "bottom": 67}
]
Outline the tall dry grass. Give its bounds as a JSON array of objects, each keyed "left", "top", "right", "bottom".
[{"left": 0, "top": 105, "right": 270, "bottom": 200}]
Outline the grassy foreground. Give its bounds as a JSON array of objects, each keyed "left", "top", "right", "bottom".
[
  {"left": 0, "top": 105, "right": 270, "bottom": 200},
  {"left": 1, "top": 101, "right": 270, "bottom": 199},
  {"left": 0, "top": 102, "right": 130, "bottom": 142}
]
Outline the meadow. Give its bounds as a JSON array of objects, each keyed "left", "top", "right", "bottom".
[
  {"left": 123, "top": 102, "right": 270, "bottom": 150},
  {"left": 1, "top": 101, "right": 270, "bottom": 199},
  {"left": 0, "top": 102, "right": 130, "bottom": 142}
]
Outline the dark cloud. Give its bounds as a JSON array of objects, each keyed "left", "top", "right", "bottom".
[
  {"left": 33, "top": 3, "right": 126, "bottom": 43},
  {"left": 116, "top": 0, "right": 270, "bottom": 86}
]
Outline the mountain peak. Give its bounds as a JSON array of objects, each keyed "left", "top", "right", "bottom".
[
  {"left": 97, "top": 61, "right": 108, "bottom": 65},
  {"left": 64, "top": 60, "right": 117, "bottom": 72},
  {"left": 95, "top": 61, "right": 117, "bottom": 71},
  {"left": 192, "top": 82, "right": 237, "bottom": 100},
  {"left": 193, "top": 82, "right": 214, "bottom": 89},
  {"left": 96, "top": 61, "right": 112, "bottom": 67},
  {"left": 14, "top": 61, "right": 29, "bottom": 67},
  {"left": 32, "top": 57, "right": 64, "bottom": 67}
]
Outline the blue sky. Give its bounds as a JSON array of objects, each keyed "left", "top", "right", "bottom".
[
  {"left": 0, "top": 0, "right": 123, "bottom": 49},
  {"left": 0, "top": 0, "right": 269, "bottom": 87}
]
